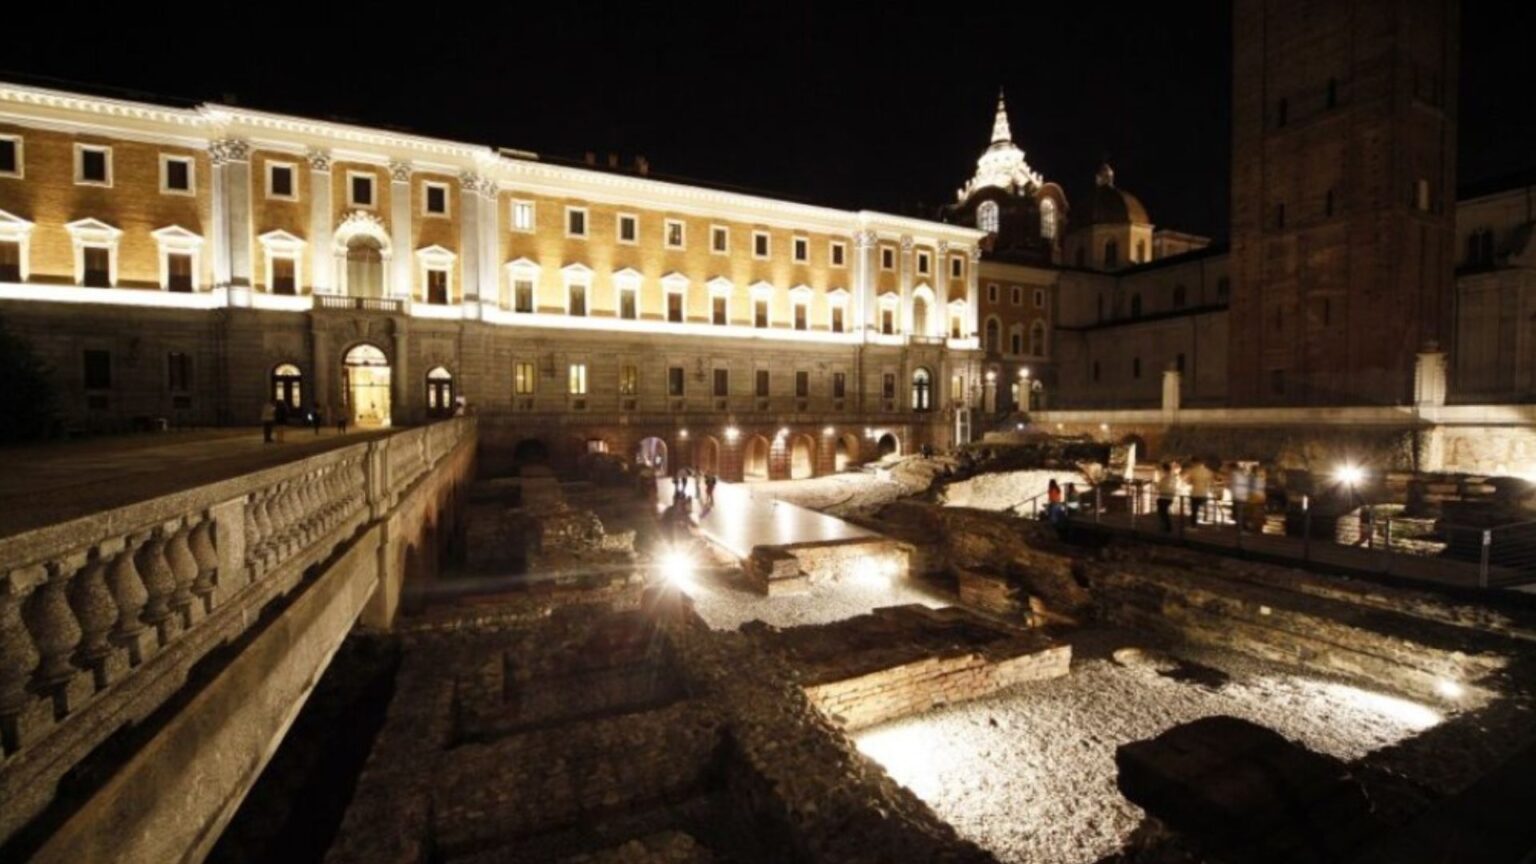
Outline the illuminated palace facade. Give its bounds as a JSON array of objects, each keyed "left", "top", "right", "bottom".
[{"left": 0, "top": 81, "right": 987, "bottom": 478}]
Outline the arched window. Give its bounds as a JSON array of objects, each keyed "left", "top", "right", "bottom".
[
  {"left": 911, "top": 367, "right": 932, "bottom": 412},
  {"left": 1105, "top": 239, "right": 1119, "bottom": 268},
  {"left": 1173, "top": 284, "right": 1187, "bottom": 308},
  {"left": 1010, "top": 327, "right": 1023, "bottom": 355},
  {"left": 1039, "top": 198, "right": 1057, "bottom": 239},
  {"left": 1130, "top": 294, "right": 1142, "bottom": 317},
  {"left": 985, "top": 318, "right": 1000, "bottom": 354},
  {"left": 426, "top": 366, "right": 454, "bottom": 417},
  {"left": 1029, "top": 320, "right": 1046, "bottom": 357},
  {"left": 977, "top": 200, "right": 999, "bottom": 234},
  {"left": 271, "top": 363, "right": 303, "bottom": 409}
]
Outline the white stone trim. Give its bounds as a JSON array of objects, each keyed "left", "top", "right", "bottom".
[
  {"left": 616, "top": 212, "right": 639, "bottom": 245},
  {"left": 266, "top": 160, "right": 299, "bottom": 201},
  {"left": 332, "top": 210, "right": 393, "bottom": 297},
  {"left": 561, "top": 261, "right": 592, "bottom": 315},
  {"left": 0, "top": 134, "right": 22, "bottom": 179},
  {"left": 151, "top": 225, "right": 205, "bottom": 291},
  {"left": 416, "top": 244, "right": 457, "bottom": 302},
  {"left": 510, "top": 199, "right": 535, "bottom": 233},
  {"left": 258, "top": 229, "right": 306, "bottom": 294},
  {"left": 0, "top": 209, "right": 35, "bottom": 281},
  {"left": 346, "top": 170, "right": 376, "bottom": 208},
  {"left": 503, "top": 257, "right": 540, "bottom": 310},
  {"left": 422, "top": 181, "right": 451, "bottom": 218},
  {"left": 916, "top": 249, "right": 931, "bottom": 276},
  {"left": 706, "top": 276, "right": 734, "bottom": 296},
  {"left": 74, "top": 143, "right": 112, "bottom": 187},
  {"left": 158, "top": 153, "right": 195, "bottom": 196},
  {"left": 613, "top": 266, "right": 642, "bottom": 317},
  {"left": 749, "top": 280, "right": 775, "bottom": 300},
  {"left": 65, "top": 218, "right": 122, "bottom": 286}
]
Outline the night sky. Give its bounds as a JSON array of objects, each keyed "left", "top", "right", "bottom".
[{"left": 3, "top": 4, "right": 1532, "bottom": 242}]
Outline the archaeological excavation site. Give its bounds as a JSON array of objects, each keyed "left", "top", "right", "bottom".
[{"left": 166, "top": 431, "right": 1534, "bottom": 864}]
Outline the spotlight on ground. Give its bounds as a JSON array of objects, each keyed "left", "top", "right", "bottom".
[
  {"left": 661, "top": 547, "right": 696, "bottom": 591},
  {"left": 853, "top": 557, "right": 894, "bottom": 588},
  {"left": 1435, "top": 678, "right": 1464, "bottom": 701},
  {"left": 1335, "top": 464, "right": 1365, "bottom": 486}
]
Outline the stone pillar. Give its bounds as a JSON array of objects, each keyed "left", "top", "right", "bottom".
[
  {"left": 1162, "top": 366, "right": 1182, "bottom": 414},
  {"left": 853, "top": 230, "right": 876, "bottom": 336},
  {"left": 1414, "top": 344, "right": 1448, "bottom": 409},
  {"left": 898, "top": 235, "right": 914, "bottom": 334},
  {"left": 392, "top": 328, "right": 410, "bottom": 427},
  {"left": 478, "top": 173, "right": 500, "bottom": 314},
  {"left": 966, "top": 244, "right": 981, "bottom": 338},
  {"left": 307, "top": 150, "right": 333, "bottom": 294},
  {"left": 211, "top": 139, "right": 253, "bottom": 296},
  {"left": 458, "top": 172, "right": 482, "bottom": 314},
  {"left": 389, "top": 162, "right": 414, "bottom": 301},
  {"left": 983, "top": 371, "right": 997, "bottom": 414}
]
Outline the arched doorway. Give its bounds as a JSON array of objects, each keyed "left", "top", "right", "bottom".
[
  {"left": 911, "top": 367, "right": 932, "bottom": 412},
  {"left": 1029, "top": 379, "right": 1045, "bottom": 411},
  {"left": 693, "top": 436, "right": 720, "bottom": 475},
  {"left": 343, "top": 344, "right": 391, "bottom": 428},
  {"left": 835, "top": 433, "right": 859, "bottom": 471},
  {"left": 346, "top": 237, "right": 385, "bottom": 299},
  {"left": 790, "top": 434, "right": 815, "bottom": 479},
  {"left": 271, "top": 363, "right": 303, "bottom": 410},
  {"left": 744, "top": 436, "right": 770, "bottom": 481},
  {"left": 426, "top": 366, "right": 454, "bottom": 418},
  {"left": 636, "top": 437, "right": 668, "bottom": 474},
  {"left": 877, "top": 432, "right": 900, "bottom": 459},
  {"left": 512, "top": 438, "right": 550, "bottom": 469}
]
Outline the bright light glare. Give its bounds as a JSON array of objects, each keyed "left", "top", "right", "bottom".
[
  {"left": 661, "top": 547, "right": 696, "bottom": 591},
  {"left": 1435, "top": 678, "right": 1465, "bottom": 701},
  {"left": 1317, "top": 681, "right": 1442, "bottom": 730},
  {"left": 855, "top": 722, "right": 947, "bottom": 800},
  {"left": 853, "top": 557, "right": 894, "bottom": 588},
  {"left": 1335, "top": 464, "right": 1365, "bottom": 486}
]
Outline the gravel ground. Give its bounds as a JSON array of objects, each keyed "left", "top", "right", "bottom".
[
  {"left": 748, "top": 459, "right": 949, "bottom": 518},
  {"left": 939, "top": 468, "right": 1087, "bottom": 514},
  {"left": 853, "top": 629, "right": 1450, "bottom": 864}
]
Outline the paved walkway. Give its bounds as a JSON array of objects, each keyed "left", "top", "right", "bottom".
[
  {"left": 655, "top": 477, "right": 878, "bottom": 558},
  {"left": 0, "top": 426, "right": 391, "bottom": 539}
]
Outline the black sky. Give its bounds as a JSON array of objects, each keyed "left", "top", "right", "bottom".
[{"left": 4, "top": 3, "right": 1532, "bottom": 242}]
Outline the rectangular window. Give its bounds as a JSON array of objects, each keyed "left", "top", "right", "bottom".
[
  {"left": 514, "top": 278, "right": 534, "bottom": 313},
  {"left": 76, "top": 145, "right": 111, "bottom": 186},
  {"left": 83, "top": 247, "right": 110, "bottom": 287},
  {"left": 832, "top": 372, "right": 846, "bottom": 399},
  {"left": 1275, "top": 202, "right": 1286, "bottom": 229},
  {"left": 882, "top": 373, "right": 895, "bottom": 399},
  {"left": 618, "top": 213, "right": 638, "bottom": 244},
  {"left": 568, "top": 282, "right": 587, "bottom": 316},
  {"left": 84, "top": 349, "right": 111, "bottom": 389},
  {"left": 881, "top": 247, "right": 894, "bottom": 270},
  {"left": 161, "top": 156, "right": 194, "bottom": 195},
  {"left": 1012, "top": 286, "right": 1022, "bottom": 305},
  {"left": 427, "top": 268, "right": 448, "bottom": 304},
  {"left": 349, "top": 172, "right": 374, "bottom": 207},
  {"left": 918, "top": 251, "right": 930, "bottom": 275},
  {"left": 0, "top": 136, "right": 20, "bottom": 178},
  {"left": 712, "top": 295, "right": 727, "bottom": 325},
  {"left": 712, "top": 225, "right": 729, "bottom": 254},
  {"left": 987, "top": 283, "right": 998, "bottom": 303},
  {"left": 664, "top": 219, "right": 685, "bottom": 249},
  {"left": 267, "top": 163, "right": 297, "bottom": 200},
  {"left": 619, "top": 288, "right": 637, "bottom": 320},
  {"left": 795, "top": 370, "right": 809, "bottom": 398},
  {"left": 793, "top": 237, "right": 808, "bottom": 262},
  {"left": 753, "top": 231, "right": 770, "bottom": 258},
  {"left": 755, "top": 369, "right": 770, "bottom": 397},
  {"left": 272, "top": 257, "right": 296, "bottom": 295},
  {"left": 881, "top": 308, "right": 894, "bottom": 335},
  {"left": 668, "top": 291, "right": 684, "bottom": 323},
  {"left": 668, "top": 366, "right": 685, "bottom": 397},
  {"left": 566, "top": 206, "right": 588, "bottom": 238},
  {"left": 511, "top": 200, "right": 535, "bottom": 232},
  {"left": 713, "top": 368, "right": 729, "bottom": 397},
  {"left": 167, "top": 352, "right": 191, "bottom": 391},
  {"left": 0, "top": 241, "right": 20, "bottom": 282},
  {"left": 514, "top": 362, "right": 535, "bottom": 395},
  {"left": 831, "top": 305, "right": 844, "bottom": 333},
  {"left": 830, "top": 241, "right": 846, "bottom": 267},
  {"left": 167, "top": 253, "right": 194, "bottom": 293},
  {"left": 568, "top": 363, "right": 588, "bottom": 395},
  {"left": 619, "top": 364, "right": 638, "bottom": 395},
  {"left": 1415, "top": 179, "right": 1431, "bottom": 212},
  {"left": 793, "top": 303, "right": 807, "bottom": 331},
  {"left": 754, "top": 299, "right": 769, "bottom": 328},
  {"left": 950, "top": 315, "right": 962, "bottom": 339},
  {"left": 950, "top": 256, "right": 963, "bottom": 278},
  {"left": 424, "top": 183, "right": 449, "bottom": 216}
]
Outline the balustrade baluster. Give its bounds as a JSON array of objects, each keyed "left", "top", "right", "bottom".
[
  {"left": 135, "top": 529, "right": 181, "bottom": 645},
  {"left": 165, "top": 522, "right": 201, "bottom": 626},
  {"left": 250, "top": 491, "right": 274, "bottom": 551},
  {"left": 188, "top": 518, "right": 219, "bottom": 613},
  {"left": 22, "top": 558, "right": 90, "bottom": 717},
  {"left": 67, "top": 550, "right": 123, "bottom": 690},
  {"left": 0, "top": 568, "right": 44, "bottom": 754},
  {"left": 108, "top": 534, "right": 154, "bottom": 665}
]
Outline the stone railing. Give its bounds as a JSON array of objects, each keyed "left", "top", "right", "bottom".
[{"left": 0, "top": 418, "right": 474, "bottom": 845}]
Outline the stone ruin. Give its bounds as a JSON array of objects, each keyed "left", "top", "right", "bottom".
[{"left": 463, "top": 467, "right": 638, "bottom": 587}]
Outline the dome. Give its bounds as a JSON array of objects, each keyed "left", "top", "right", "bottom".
[
  {"left": 956, "top": 89, "right": 1043, "bottom": 202},
  {"left": 1079, "top": 163, "right": 1149, "bottom": 225}
]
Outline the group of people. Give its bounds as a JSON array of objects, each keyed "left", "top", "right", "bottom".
[
  {"left": 1150, "top": 460, "right": 1276, "bottom": 534},
  {"left": 260, "top": 401, "right": 348, "bottom": 443},
  {"left": 669, "top": 467, "right": 718, "bottom": 509},
  {"left": 1043, "top": 478, "right": 1081, "bottom": 536}
]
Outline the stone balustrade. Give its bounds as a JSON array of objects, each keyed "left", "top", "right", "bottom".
[{"left": 0, "top": 418, "right": 474, "bottom": 846}]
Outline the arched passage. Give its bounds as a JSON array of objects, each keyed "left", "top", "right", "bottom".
[
  {"left": 835, "top": 433, "right": 860, "bottom": 471},
  {"left": 744, "top": 435, "right": 771, "bottom": 481},
  {"left": 790, "top": 434, "right": 816, "bottom": 480},
  {"left": 343, "top": 343, "right": 391, "bottom": 428},
  {"left": 512, "top": 438, "right": 550, "bottom": 469},
  {"left": 693, "top": 436, "right": 720, "bottom": 475},
  {"left": 636, "top": 437, "right": 668, "bottom": 474},
  {"left": 877, "top": 432, "right": 900, "bottom": 459}
]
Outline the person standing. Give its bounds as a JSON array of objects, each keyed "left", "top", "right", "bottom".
[
  {"left": 1155, "top": 462, "right": 1180, "bottom": 533},
  {"left": 310, "top": 404, "right": 323, "bottom": 436},
  {"left": 1185, "top": 459, "right": 1214, "bottom": 526},
  {"left": 273, "top": 399, "right": 289, "bottom": 443},
  {"left": 705, "top": 473, "right": 717, "bottom": 506},
  {"left": 261, "top": 400, "right": 276, "bottom": 444}
]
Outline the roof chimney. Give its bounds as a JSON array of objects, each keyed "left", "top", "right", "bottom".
[
  {"left": 584, "top": 151, "right": 596, "bottom": 166},
  {"left": 607, "top": 152, "right": 619, "bottom": 168},
  {"left": 635, "top": 155, "right": 650, "bottom": 177}
]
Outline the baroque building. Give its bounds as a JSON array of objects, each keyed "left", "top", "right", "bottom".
[{"left": 0, "top": 81, "right": 986, "bottom": 477}]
